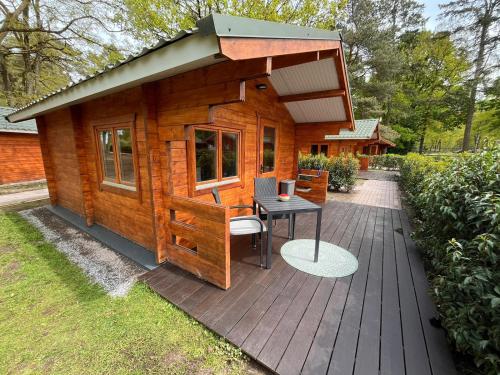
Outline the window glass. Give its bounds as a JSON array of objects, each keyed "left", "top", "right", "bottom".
[
  {"left": 195, "top": 129, "right": 217, "bottom": 182},
  {"left": 262, "top": 126, "right": 275, "bottom": 172},
  {"left": 117, "top": 128, "right": 135, "bottom": 184},
  {"left": 99, "top": 130, "right": 116, "bottom": 179},
  {"left": 222, "top": 132, "right": 238, "bottom": 178},
  {"left": 311, "top": 144, "right": 319, "bottom": 155},
  {"left": 320, "top": 144, "right": 328, "bottom": 155}
]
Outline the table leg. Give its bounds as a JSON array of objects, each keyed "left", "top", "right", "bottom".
[
  {"left": 291, "top": 213, "right": 296, "bottom": 240},
  {"left": 267, "top": 213, "right": 273, "bottom": 269},
  {"left": 314, "top": 208, "right": 322, "bottom": 262}
]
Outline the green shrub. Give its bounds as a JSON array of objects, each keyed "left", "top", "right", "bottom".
[
  {"left": 297, "top": 152, "right": 359, "bottom": 192},
  {"left": 398, "top": 153, "right": 449, "bottom": 210},
  {"left": 401, "top": 148, "right": 500, "bottom": 374},
  {"left": 327, "top": 153, "right": 359, "bottom": 192},
  {"left": 369, "top": 154, "right": 404, "bottom": 170}
]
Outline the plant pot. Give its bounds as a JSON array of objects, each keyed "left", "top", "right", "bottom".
[{"left": 359, "top": 158, "right": 369, "bottom": 171}]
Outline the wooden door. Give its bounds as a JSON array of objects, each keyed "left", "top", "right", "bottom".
[{"left": 257, "top": 117, "right": 279, "bottom": 178}]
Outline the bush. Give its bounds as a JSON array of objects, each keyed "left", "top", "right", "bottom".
[
  {"left": 400, "top": 148, "right": 500, "bottom": 375},
  {"left": 327, "top": 153, "right": 359, "bottom": 192},
  {"left": 297, "top": 152, "right": 359, "bottom": 192},
  {"left": 369, "top": 154, "right": 404, "bottom": 170},
  {"left": 398, "top": 153, "right": 449, "bottom": 210}
]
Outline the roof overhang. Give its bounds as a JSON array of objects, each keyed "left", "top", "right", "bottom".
[
  {"left": 0, "top": 129, "right": 37, "bottom": 134},
  {"left": 7, "top": 13, "right": 348, "bottom": 124},
  {"left": 8, "top": 33, "right": 223, "bottom": 123}
]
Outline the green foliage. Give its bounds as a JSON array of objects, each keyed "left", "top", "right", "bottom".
[
  {"left": 399, "top": 148, "right": 500, "bottom": 374},
  {"left": 369, "top": 154, "right": 404, "bottom": 170},
  {"left": 0, "top": 212, "right": 249, "bottom": 374},
  {"left": 327, "top": 153, "right": 359, "bottom": 192},
  {"left": 298, "top": 152, "right": 330, "bottom": 171},
  {"left": 297, "top": 152, "right": 359, "bottom": 192}
]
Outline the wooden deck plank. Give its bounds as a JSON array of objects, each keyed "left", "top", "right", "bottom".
[
  {"left": 399, "top": 210, "right": 456, "bottom": 375},
  {"left": 353, "top": 207, "right": 385, "bottom": 375},
  {"left": 276, "top": 277, "right": 336, "bottom": 375},
  {"left": 379, "top": 208, "right": 405, "bottom": 375},
  {"left": 257, "top": 275, "right": 322, "bottom": 369},
  {"left": 142, "top": 195, "right": 456, "bottom": 375},
  {"left": 393, "top": 209, "right": 432, "bottom": 375},
  {"left": 327, "top": 207, "right": 377, "bottom": 375},
  {"left": 301, "top": 205, "right": 372, "bottom": 375}
]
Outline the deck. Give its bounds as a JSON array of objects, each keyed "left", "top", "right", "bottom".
[{"left": 141, "top": 182, "right": 456, "bottom": 374}]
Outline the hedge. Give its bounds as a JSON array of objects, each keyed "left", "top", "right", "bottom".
[
  {"left": 369, "top": 154, "right": 404, "bottom": 170},
  {"left": 399, "top": 148, "right": 500, "bottom": 374}
]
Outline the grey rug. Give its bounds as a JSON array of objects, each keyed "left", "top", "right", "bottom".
[{"left": 281, "top": 239, "right": 358, "bottom": 278}]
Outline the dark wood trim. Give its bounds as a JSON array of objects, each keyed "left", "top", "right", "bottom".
[
  {"left": 70, "top": 105, "right": 95, "bottom": 226},
  {"left": 279, "top": 89, "right": 345, "bottom": 103},
  {"left": 333, "top": 49, "right": 354, "bottom": 128},
  {"left": 219, "top": 37, "right": 341, "bottom": 60}
]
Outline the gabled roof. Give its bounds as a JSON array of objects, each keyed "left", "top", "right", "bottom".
[
  {"left": 0, "top": 107, "right": 37, "bottom": 133},
  {"left": 7, "top": 14, "right": 342, "bottom": 123},
  {"left": 324, "top": 119, "right": 379, "bottom": 140}
]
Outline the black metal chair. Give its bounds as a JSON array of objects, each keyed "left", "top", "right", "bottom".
[
  {"left": 254, "top": 177, "right": 292, "bottom": 238},
  {"left": 212, "top": 187, "right": 266, "bottom": 267}
]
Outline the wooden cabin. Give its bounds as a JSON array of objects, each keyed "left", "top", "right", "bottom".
[
  {"left": 297, "top": 118, "right": 395, "bottom": 157},
  {"left": 0, "top": 107, "right": 45, "bottom": 185},
  {"left": 7, "top": 14, "right": 356, "bottom": 289}
]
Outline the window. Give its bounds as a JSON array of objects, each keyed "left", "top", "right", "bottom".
[
  {"left": 262, "top": 126, "right": 275, "bottom": 172},
  {"left": 192, "top": 127, "right": 242, "bottom": 191},
  {"left": 96, "top": 125, "right": 137, "bottom": 190},
  {"left": 311, "top": 144, "right": 328, "bottom": 156}
]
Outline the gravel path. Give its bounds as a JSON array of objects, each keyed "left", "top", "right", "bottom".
[{"left": 20, "top": 207, "right": 145, "bottom": 297}]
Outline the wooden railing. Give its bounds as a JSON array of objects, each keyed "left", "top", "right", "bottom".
[
  {"left": 295, "top": 169, "right": 329, "bottom": 203},
  {"left": 166, "top": 195, "right": 231, "bottom": 289}
]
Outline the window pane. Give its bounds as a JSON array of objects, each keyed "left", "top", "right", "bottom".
[
  {"left": 195, "top": 129, "right": 217, "bottom": 182},
  {"left": 99, "top": 130, "right": 116, "bottom": 180},
  {"left": 320, "top": 145, "right": 328, "bottom": 155},
  {"left": 311, "top": 144, "right": 319, "bottom": 155},
  {"left": 117, "top": 128, "right": 135, "bottom": 184},
  {"left": 262, "top": 126, "right": 275, "bottom": 172},
  {"left": 222, "top": 132, "right": 238, "bottom": 178}
]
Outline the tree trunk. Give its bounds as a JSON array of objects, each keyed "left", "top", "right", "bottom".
[{"left": 462, "top": 12, "right": 489, "bottom": 151}]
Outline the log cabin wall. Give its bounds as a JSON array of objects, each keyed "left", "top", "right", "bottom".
[
  {"left": 295, "top": 123, "right": 360, "bottom": 157},
  {"left": 156, "top": 68, "right": 296, "bottom": 213},
  {"left": 78, "top": 87, "right": 156, "bottom": 250},
  {"left": 0, "top": 132, "right": 45, "bottom": 184},
  {"left": 41, "top": 109, "right": 84, "bottom": 214}
]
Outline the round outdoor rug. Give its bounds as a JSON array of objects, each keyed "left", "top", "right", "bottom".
[{"left": 280, "top": 239, "right": 358, "bottom": 278}]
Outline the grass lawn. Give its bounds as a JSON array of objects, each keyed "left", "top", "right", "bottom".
[{"left": 0, "top": 212, "right": 255, "bottom": 374}]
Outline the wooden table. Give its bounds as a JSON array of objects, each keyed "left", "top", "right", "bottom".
[{"left": 253, "top": 195, "right": 322, "bottom": 269}]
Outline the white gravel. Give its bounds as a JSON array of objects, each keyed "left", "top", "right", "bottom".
[{"left": 20, "top": 207, "right": 145, "bottom": 297}]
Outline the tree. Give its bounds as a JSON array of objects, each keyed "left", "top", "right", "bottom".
[
  {"left": 0, "top": 0, "right": 127, "bottom": 107},
  {"left": 121, "top": 0, "right": 348, "bottom": 44},
  {"left": 390, "top": 31, "right": 469, "bottom": 153},
  {"left": 440, "top": 0, "right": 500, "bottom": 151}
]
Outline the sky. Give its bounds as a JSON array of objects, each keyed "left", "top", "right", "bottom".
[{"left": 421, "top": 0, "right": 442, "bottom": 31}]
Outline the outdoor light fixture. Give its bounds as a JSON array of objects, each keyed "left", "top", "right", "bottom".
[{"left": 256, "top": 83, "right": 267, "bottom": 90}]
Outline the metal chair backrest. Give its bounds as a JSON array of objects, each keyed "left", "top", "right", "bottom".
[
  {"left": 254, "top": 177, "right": 278, "bottom": 197},
  {"left": 212, "top": 187, "right": 222, "bottom": 204}
]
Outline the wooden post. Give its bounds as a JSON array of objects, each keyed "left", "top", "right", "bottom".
[
  {"left": 141, "top": 82, "right": 169, "bottom": 263},
  {"left": 35, "top": 116, "right": 57, "bottom": 206},
  {"left": 70, "top": 106, "right": 95, "bottom": 226}
]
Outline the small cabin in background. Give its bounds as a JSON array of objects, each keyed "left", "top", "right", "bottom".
[
  {"left": 0, "top": 107, "right": 45, "bottom": 185},
  {"left": 7, "top": 14, "right": 360, "bottom": 289},
  {"left": 297, "top": 118, "right": 395, "bottom": 157}
]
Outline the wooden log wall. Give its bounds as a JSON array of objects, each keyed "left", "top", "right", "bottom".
[{"left": 0, "top": 132, "right": 46, "bottom": 185}]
